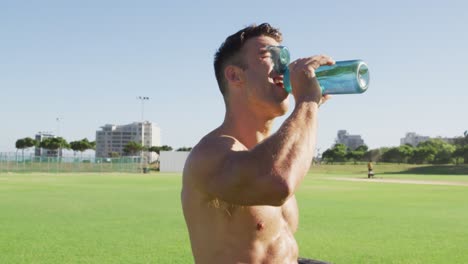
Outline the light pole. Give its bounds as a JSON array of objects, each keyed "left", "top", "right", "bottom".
[
  {"left": 137, "top": 96, "right": 149, "bottom": 122},
  {"left": 56, "top": 117, "right": 63, "bottom": 138},
  {"left": 137, "top": 96, "right": 150, "bottom": 143},
  {"left": 137, "top": 96, "right": 149, "bottom": 173},
  {"left": 316, "top": 147, "right": 321, "bottom": 165},
  {"left": 56, "top": 117, "right": 64, "bottom": 161}
]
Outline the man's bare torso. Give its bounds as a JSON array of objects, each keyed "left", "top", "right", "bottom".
[{"left": 181, "top": 179, "right": 299, "bottom": 264}]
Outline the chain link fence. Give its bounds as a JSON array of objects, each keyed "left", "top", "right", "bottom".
[{"left": 0, "top": 152, "right": 148, "bottom": 173}]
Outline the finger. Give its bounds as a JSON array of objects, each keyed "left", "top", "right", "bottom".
[
  {"left": 301, "top": 57, "right": 321, "bottom": 70},
  {"left": 291, "top": 57, "right": 309, "bottom": 71},
  {"left": 304, "top": 55, "right": 334, "bottom": 68},
  {"left": 321, "top": 54, "right": 335, "bottom": 65},
  {"left": 319, "top": 55, "right": 335, "bottom": 66},
  {"left": 326, "top": 59, "right": 336, "bottom": 66}
]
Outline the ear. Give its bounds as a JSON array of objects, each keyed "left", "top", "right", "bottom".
[{"left": 224, "top": 65, "right": 244, "bottom": 86}]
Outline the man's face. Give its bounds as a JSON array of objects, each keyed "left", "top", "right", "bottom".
[{"left": 239, "top": 35, "right": 289, "bottom": 117}]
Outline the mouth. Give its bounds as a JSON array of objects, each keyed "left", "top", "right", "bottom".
[{"left": 272, "top": 76, "right": 284, "bottom": 90}]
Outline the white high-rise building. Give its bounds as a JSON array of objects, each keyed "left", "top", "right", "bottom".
[
  {"left": 400, "top": 132, "right": 430, "bottom": 147},
  {"left": 335, "top": 130, "right": 365, "bottom": 150},
  {"left": 95, "top": 121, "right": 161, "bottom": 162}
]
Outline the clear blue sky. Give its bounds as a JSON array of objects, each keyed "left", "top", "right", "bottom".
[{"left": 1, "top": 0, "right": 467, "bottom": 153}]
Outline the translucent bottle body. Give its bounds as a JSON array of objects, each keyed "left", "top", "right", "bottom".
[
  {"left": 267, "top": 45, "right": 370, "bottom": 95},
  {"left": 315, "top": 60, "right": 369, "bottom": 94}
]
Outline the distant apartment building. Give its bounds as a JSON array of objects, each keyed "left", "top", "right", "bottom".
[
  {"left": 95, "top": 121, "right": 161, "bottom": 162},
  {"left": 433, "top": 136, "right": 457, "bottom": 145},
  {"left": 335, "top": 130, "right": 365, "bottom": 150},
  {"left": 400, "top": 132, "right": 430, "bottom": 147},
  {"left": 35, "top": 132, "right": 61, "bottom": 157},
  {"left": 401, "top": 132, "right": 457, "bottom": 146}
]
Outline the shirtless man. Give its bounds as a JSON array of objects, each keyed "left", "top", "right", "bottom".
[{"left": 181, "top": 23, "right": 333, "bottom": 264}]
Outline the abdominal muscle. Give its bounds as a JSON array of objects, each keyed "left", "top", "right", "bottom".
[{"left": 182, "top": 190, "right": 299, "bottom": 264}]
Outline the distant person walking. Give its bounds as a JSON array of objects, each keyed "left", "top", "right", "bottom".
[{"left": 367, "top": 160, "right": 374, "bottom": 178}]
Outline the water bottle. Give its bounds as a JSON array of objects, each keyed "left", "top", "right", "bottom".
[{"left": 267, "top": 46, "right": 370, "bottom": 95}]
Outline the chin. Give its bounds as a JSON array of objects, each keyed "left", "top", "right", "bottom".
[
  {"left": 278, "top": 105, "right": 289, "bottom": 116},
  {"left": 272, "top": 100, "right": 289, "bottom": 117}
]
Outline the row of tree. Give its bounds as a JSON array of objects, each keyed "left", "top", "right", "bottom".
[
  {"left": 321, "top": 134, "right": 468, "bottom": 165},
  {"left": 15, "top": 137, "right": 191, "bottom": 158},
  {"left": 15, "top": 137, "right": 95, "bottom": 158},
  {"left": 120, "top": 142, "right": 192, "bottom": 156}
]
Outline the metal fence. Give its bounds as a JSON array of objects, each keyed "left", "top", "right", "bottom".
[{"left": 0, "top": 152, "right": 147, "bottom": 173}]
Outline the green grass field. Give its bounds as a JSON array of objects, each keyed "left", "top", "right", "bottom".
[{"left": 1, "top": 165, "right": 467, "bottom": 263}]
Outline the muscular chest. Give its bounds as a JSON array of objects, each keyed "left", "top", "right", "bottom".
[{"left": 231, "top": 195, "right": 299, "bottom": 235}]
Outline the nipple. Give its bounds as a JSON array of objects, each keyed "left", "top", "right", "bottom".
[{"left": 256, "top": 222, "right": 265, "bottom": 231}]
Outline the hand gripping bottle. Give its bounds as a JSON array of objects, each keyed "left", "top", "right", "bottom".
[{"left": 267, "top": 45, "right": 370, "bottom": 94}]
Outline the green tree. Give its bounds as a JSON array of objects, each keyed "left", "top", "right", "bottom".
[
  {"left": 453, "top": 145, "right": 468, "bottom": 165},
  {"left": 321, "top": 149, "right": 333, "bottom": 164},
  {"left": 453, "top": 132, "right": 468, "bottom": 164},
  {"left": 382, "top": 147, "right": 398, "bottom": 162},
  {"left": 434, "top": 144, "right": 455, "bottom": 164},
  {"left": 410, "top": 148, "right": 435, "bottom": 164},
  {"left": 416, "top": 139, "right": 454, "bottom": 164},
  {"left": 322, "top": 144, "right": 347, "bottom": 164},
  {"left": 39, "top": 137, "right": 70, "bottom": 158},
  {"left": 109, "top": 152, "right": 120, "bottom": 158},
  {"left": 397, "top": 144, "right": 414, "bottom": 163},
  {"left": 70, "top": 138, "right": 94, "bottom": 159},
  {"left": 147, "top": 146, "right": 158, "bottom": 154},
  {"left": 69, "top": 141, "right": 81, "bottom": 156},
  {"left": 364, "top": 148, "right": 386, "bottom": 163},
  {"left": 355, "top": 145, "right": 369, "bottom": 152},
  {"left": 333, "top": 144, "right": 348, "bottom": 162},
  {"left": 148, "top": 145, "right": 173, "bottom": 154},
  {"left": 176, "top": 147, "right": 193, "bottom": 152},
  {"left": 15, "top": 138, "right": 25, "bottom": 160},
  {"left": 453, "top": 134, "right": 468, "bottom": 147},
  {"left": 123, "top": 141, "right": 144, "bottom": 156},
  {"left": 24, "top": 137, "right": 37, "bottom": 149},
  {"left": 346, "top": 145, "right": 368, "bottom": 164},
  {"left": 18, "top": 137, "right": 37, "bottom": 160},
  {"left": 382, "top": 145, "right": 414, "bottom": 164},
  {"left": 408, "top": 140, "right": 438, "bottom": 164}
]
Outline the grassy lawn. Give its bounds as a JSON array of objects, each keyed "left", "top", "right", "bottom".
[
  {"left": 296, "top": 177, "right": 468, "bottom": 263},
  {"left": 0, "top": 173, "right": 190, "bottom": 264},
  {"left": 1, "top": 165, "right": 467, "bottom": 263},
  {"left": 312, "top": 163, "right": 468, "bottom": 182}
]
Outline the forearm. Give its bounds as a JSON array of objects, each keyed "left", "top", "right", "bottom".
[
  {"left": 247, "top": 57, "right": 330, "bottom": 192},
  {"left": 251, "top": 101, "right": 319, "bottom": 189}
]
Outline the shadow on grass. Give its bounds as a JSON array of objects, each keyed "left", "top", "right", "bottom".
[{"left": 383, "top": 165, "right": 468, "bottom": 175}]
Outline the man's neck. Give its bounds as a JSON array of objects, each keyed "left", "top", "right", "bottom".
[{"left": 222, "top": 106, "right": 274, "bottom": 150}]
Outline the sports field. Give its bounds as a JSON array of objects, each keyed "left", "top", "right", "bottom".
[{"left": 1, "top": 165, "right": 467, "bottom": 264}]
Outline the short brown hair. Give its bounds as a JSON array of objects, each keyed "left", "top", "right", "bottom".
[{"left": 214, "top": 23, "right": 282, "bottom": 96}]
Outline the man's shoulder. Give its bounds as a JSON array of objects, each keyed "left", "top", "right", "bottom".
[
  {"left": 188, "top": 132, "right": 246, "bottom": 165},
  {"left": 184, "top": 130, "right": 246, "bottom": 174}
]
